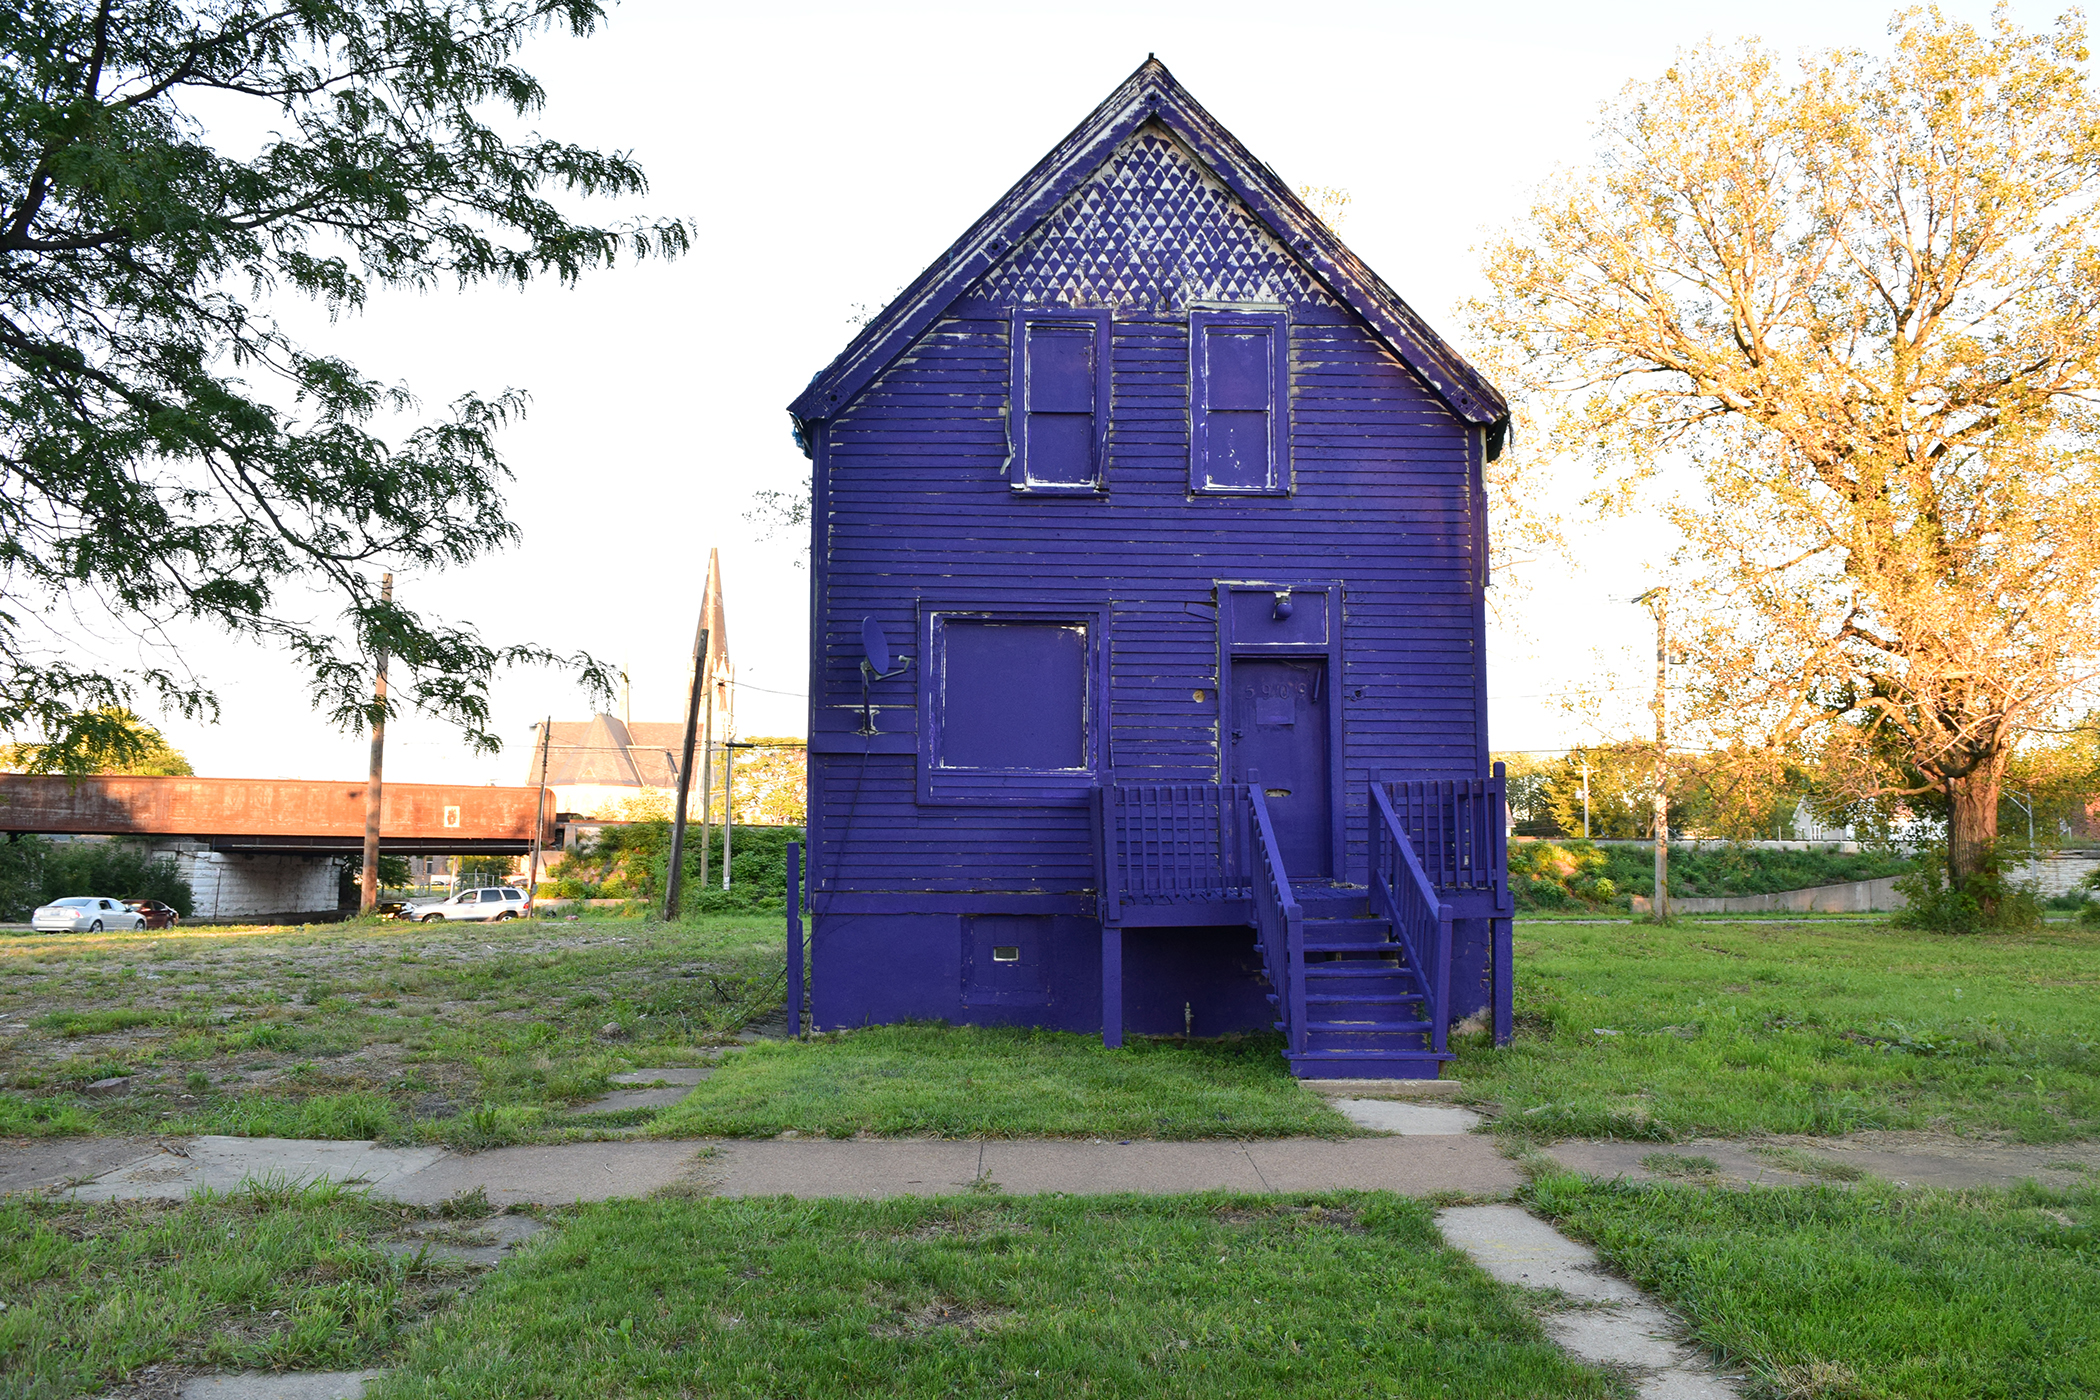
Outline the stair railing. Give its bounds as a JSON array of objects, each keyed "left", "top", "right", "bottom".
[
  {"left": 1246, "top": 787, "right": 1306, "bottom": 1057},
  {"left": 1371, "top": 783, "right": 1454, "bottom": 1056}
]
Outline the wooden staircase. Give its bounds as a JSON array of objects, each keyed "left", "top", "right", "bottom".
[{"left": 1267, "top": 891, "right": 1452, "bottom": 1079}]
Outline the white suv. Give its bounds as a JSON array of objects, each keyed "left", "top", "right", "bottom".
[{"left": 409, "top": 886, "right": 529, "bottom": 923}]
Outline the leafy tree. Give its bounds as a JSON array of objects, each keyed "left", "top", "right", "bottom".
[
  {"left": 1, "top": 704, "right": 191, "bottom": 773},
  {"left": 457, "top": 853, "right": 515, "bottom": 883},
  {"left": 0, "top": 834, "right": 192, "bottom": 917},
  {"left": 0, "top": 0, "right": 685, "bottom": 769},
  {"left": 1478, "top": 11, "right": 2100, "bottom": 910},
  {"left": 728, "top": 736, "right": 805, "bottom": 825},
  {"left": 336, "top": 848, "right": 410, "bottom": 906}
]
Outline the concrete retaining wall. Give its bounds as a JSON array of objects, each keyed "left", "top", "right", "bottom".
[
  {"left": 1633, "top": 876, "right": 1908, "bottom": 916},
  {"left": 2016, "top": 854, "right": 2100, "bottom": 897},
  {"left": 1626, "top": 855, "right": 2098, "bottom": 915}
]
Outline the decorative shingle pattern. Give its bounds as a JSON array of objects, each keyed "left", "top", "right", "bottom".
[{"left": 975, "top": 129, "right": 1338, "bottom": 313}]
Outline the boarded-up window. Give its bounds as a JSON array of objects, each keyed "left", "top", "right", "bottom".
[
  {"left": 921, "top": 612, "right": 1099, "bottom": 804},
  {"left": 1010, "top": 310, "right": 1109, "bottom": 491},
  {"left": 1191, "top": 309, "right": 1288, "bottom": 493}
]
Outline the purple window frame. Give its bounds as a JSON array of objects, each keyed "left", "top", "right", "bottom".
[
  {"left": 1189, "top": 308, "right": 1290, "bottom": 495},
  {"left": 1008, "top": 308, "right": 1112, "bottom": 494},
  {"left": 918, "top": 604, "right": 1108, "bottom": 806}
]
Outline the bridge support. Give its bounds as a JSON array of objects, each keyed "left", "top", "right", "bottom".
[{"left": 154, "top": 841, "right": 346, "bottom": 924}]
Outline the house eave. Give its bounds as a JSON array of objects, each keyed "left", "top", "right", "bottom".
[{"left": 785, "top": 57, "right": 1508, "bottom": 448}]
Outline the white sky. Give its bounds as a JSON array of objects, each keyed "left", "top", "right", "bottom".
[{"left": 133, "top": 0, "right": 2035, "bottom": 783}]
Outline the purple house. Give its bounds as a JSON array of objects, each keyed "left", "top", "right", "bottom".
[{"left": 787, "top": 59, "right": 1512, "bottom": 1079}]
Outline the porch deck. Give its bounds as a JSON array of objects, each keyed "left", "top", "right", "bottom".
[{"left": 1092, "top": 768, "right": 1513, "bottom": 1078}]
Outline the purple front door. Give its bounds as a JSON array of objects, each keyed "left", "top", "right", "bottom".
[{"left": 1230, "top": 658, "right": 1331, "bottom": 878}]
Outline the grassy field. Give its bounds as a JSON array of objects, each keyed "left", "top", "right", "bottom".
[
  {"left": 0, "top": 1178, "right": 500, "bottom": 1398},
  {"left": 6, "top": 912, "right": 2098, "bottom": 1148},
  {"left": 367, "top": 1192, "right": 1613, "bottom": 1400},
  {"left": 654, "top": 1024, "right": 1353, "bottom": 1140},
  {"left": 0, "top": 913, "right": 785, "bottom": 1145},
  {"left": 1454, "top": 919, "right": 2100, "bottom": 1143},
  {"left": 1527, "top": 1172, "right": 2100, "bottom": 1399}
]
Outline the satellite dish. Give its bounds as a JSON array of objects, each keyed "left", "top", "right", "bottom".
[{"left": 861, "top": 617, "right": 893, "bottom": 676}]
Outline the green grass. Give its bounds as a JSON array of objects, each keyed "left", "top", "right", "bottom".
[
  {"left": 652, "top": 1024, "right": 1354, "bottom": 1140},
  {"left": 0, "top": 915, "right": 785, "bottom": 1144},
  {"left": 369, "top": 1192, "right": 1613, "bottom": 1400},
  {"left": 1456, "top": 919, "right": 2100, "bottom": 1142},
  {"left": 1527, "top": 1173, "right": 2100, "bottom": 1399},
  {"left": 0, "top": 1178, "right": 479, "bottom": 1399}
]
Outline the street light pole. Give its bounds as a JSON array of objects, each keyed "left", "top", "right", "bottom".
[
  {"left": 2007, "top": 790, "right": 2035, "bottom": 849},
  {"left": 1635, "top": 587, "right": 1670, "bottom": 921}
]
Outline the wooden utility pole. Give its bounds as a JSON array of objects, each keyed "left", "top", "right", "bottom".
[
  {"left": 359, "top": 572, "right": 393, "bottom": 913},
  {"left": 1636, "top": 587, "right": 1670, "bottom": 920},
  {"left": 527, "top": 716, "right": 552, "bottom": 910},
  {"left": 664, "top": 620, "right": 709, "bottom": 921},
  {"left": 721, "top": 738, "right": 734, "bottom": 889}
]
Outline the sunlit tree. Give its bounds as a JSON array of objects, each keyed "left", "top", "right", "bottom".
[{"left": 1478, "top": 10, "right": 2100, "bottom": 904}]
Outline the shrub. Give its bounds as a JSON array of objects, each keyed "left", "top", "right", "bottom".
[
  {"left": 1893, "top": 844, "right": 2044, "bottom": 935},
  {"left": 544, "top": 822, "right": 805, "bottom": 915},
  {"left": 0, "top": 835, "right": 193, "bottom": 920}
]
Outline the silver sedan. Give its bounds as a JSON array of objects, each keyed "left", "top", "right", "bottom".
[{"left": 30, "top": 896, "right": 146, "bottom": 933}]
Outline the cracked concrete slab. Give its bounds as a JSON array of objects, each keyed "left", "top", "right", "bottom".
[
  {"left": 1546, "top": 1133, "right": 2100, "bottom": 1191},
  {"left": 72, "top": 1138, "right": 445, "bottom": 1202},
  {"left": 981, "top": 1141, "right": 1266, "bottom": 1195},
  {"left": 1331, "top": 1099, "right": 1483, "bottom": 1134},
  {"left": 180, "top": 1372, "right": 381, "bottom": 1399},
  {"left": 1436, "top": 1204, "right": 1643, "bottom": 1301},
  {"left": 610, "top": 1067, "right": 711, "bottom": 1086},
  {"left": 704, "top": 1136, "right": 1522, "bottom": 1199},
  {"left": 710, "top": 1140, "right": 985, "bottom": 1198},
  {"left": 0, "top": 1135, "right": 159, "bottom": 1194},
  {"left": 1246, "top": 1136, "right": 1520, "bottom": 1195},
  {"left": 382, "top": 1141, "right": 709, "bottom": 1207},
  {"left": 1435, "top": 1204, "right": 1742, "bottom": 1397},
  {"left": 571, "top": 1086, "right": 692, "bottom": 1113}
]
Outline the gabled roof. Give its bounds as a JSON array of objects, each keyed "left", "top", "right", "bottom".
[
  {"left": 788, "top": 57, "right": 1508, "bottom": 457},
  {"left": 530, "top": 714, "right": 686, "bottom": 789}
]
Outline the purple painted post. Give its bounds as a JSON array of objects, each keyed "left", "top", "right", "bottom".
[
  {"left": 1491, "top": 760, "right": 1513, "bottom": 1045},
  {"left": 786, "top": 842, "right": 803, "bottom": 1037},
  {"left": 1102, "top": 925, "right": 1123, "bottom": 1048}
]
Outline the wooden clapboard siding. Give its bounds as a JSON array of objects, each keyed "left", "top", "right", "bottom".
[
  {"left": 802, "top": 78, "right": 1503, "bottom": 871},
  {"left": 812, "top": 280, "right": 1481, "bottom": 895}
]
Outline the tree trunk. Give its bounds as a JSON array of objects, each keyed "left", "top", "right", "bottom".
[{"left": 1946, "top": 768, "right": 2002, "bottom": 889}]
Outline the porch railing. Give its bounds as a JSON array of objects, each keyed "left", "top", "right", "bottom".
[
  {"left": 1371, "top": 783, "right": 1453, "bottom": 1057},
  {"left": 1380, "top": 766, "right": 1509, "bottom": 895},
  {"left": 1246, "top": 788, "right": 1306, "bottom": 1056},
  {"left": 1094, "top": 782, "right": 1252, "bottom": 923}
]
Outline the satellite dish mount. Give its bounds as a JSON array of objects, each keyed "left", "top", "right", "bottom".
[{"left": 858, "top": 617, "right": 911, "bottom": 735}]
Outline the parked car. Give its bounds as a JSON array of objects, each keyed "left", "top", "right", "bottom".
[
  {"left": 405, "top": 886, "right": 530, "bottom": 923},
  {"left": 31, "top": 897, "right": 145, "bottom": 932},
  {"left": 124, "top": 899, "right": 180, "bottom": 930}
]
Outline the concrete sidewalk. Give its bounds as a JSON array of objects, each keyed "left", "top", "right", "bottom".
[
  {"left": 17, "top": 1130, "right": 1519, "bottom": 1204},
  {"left": 701, "top": 1134, "right": 1518, "bottom": 1198}
]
